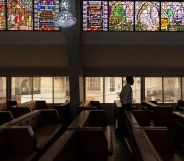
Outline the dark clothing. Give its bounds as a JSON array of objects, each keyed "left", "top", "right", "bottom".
[
  {"left": 117, "top": 103, "right": 133, "bottom": 138},
  {"left": 123, "top": 103, "right": 132, "bottom": 111}
]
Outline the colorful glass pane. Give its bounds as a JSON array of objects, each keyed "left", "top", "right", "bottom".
[
  {"left": 161, "top": 2, "right": 184, "bottom": 31},
  {"left": 34, "top": 0, "right": 59, "bottom": 31},
  {"left": 135, "top": 1, "right": 160, "bottom": 31},
  {"left": 0, "top": 0, "right": 5, "bottom": 30},
  {"left": 109, "top": 1, "right": 134, "bottom": 31},
  {"left": 7, "top": 0, "right": 33, "bottom": 30},
  {"left": 83, "top": 1, "right": 108, "bottom": 31}
]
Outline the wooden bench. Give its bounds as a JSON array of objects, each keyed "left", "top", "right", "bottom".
[
  {"left": 131, "top": 110, "right": 151, "bottom": 126},
  {"left": 3, "top": 110, "right": 63, "bottom": 152},
  {"left": 68, "top": 110, "right": 113, "bottom": 155},
  {"left": 123, "top": 109, "right": 184, "bottom": 161},
  {"left": 143, "top": 127, "right": 184, "bottom": 161},
  {"left": 132, "top": 128, "right": 163, "bottom": 161},
  {"left": 38, "top": 128, "right": 109, "bottom": 161},
  {"left": 0, "top": 101, "right": 29, "bottom": 123},
  {"left": 0, "top": 127, "right": 36, "bottom": 161},
  {"left": 0, "top": 111, "right": 13, "bottom": 125},
  {"left": 11, "top": 100, "right": 71, "bottom": 127},
  {"left": 78, "top": 101, "right": 103, "bottom": 113},
  {"left": 173, "top": 111, "right": 184, "bottom": 149},
  {"left": 142, "top": 101, "right": 174, "bottom": 127}
]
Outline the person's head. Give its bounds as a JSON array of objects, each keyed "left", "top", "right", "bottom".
[
  {"left": 126, "top": 76, "right": 134, "bottom": 85},
  {"left": 23, "top": 79, "right": 28, "bottom": 83}
]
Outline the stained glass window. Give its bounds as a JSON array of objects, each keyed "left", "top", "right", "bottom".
[
  {"left": 83, "top": 1, "right": 108, "bottom": 31},
  {"left": 7, "top": 0, "right": 33, "bottom": 30},
  {"left": 161, "top": 2, "right": 184, "bottom": 31},
  {"left": 34, "top": 0, "right": 59, "bottom": 31},
  {"left": 109, "top": 1, "right": 134, "bottom": 31},
  {"left": 135, "top": 1, "right": 160, "bottom": 31},
  {"left": 0, "top": 0, "right": 5, "bottom": 30}
]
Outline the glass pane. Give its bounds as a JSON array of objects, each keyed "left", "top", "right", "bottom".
[
  {"left": 85, "top": 77, "right": 103, "bottom": 102},
  {"left": 104, "top": 77, "right": 122, "bottom": 103},
  {"left": 83, "top": 1, "right": 108, "bottom": 31},
  {"left": 123, "top": 77, "right": 141, "bottom": 103},
  {"left": 34, "top": 0, "right": 59, "bottom": 30},
  {"left": 54, "top": 77, "right": 70, "bottom": 103},
  {"left": 11, "top": 77, "right": 32, "bottom": 103},
  {"left": 135, "top": 1, "right": 160, "bottom": 31},
  {"left": 7, "top": 0, "right": 33, "bottom": 30},
  {"left": 0, "top": 77, "right": 6, "bottom": 101},
  {"left": 0, "top": 0, "right": 6, "bottom": 30},
  {"left": 145, "top": 77, "right": 163, "bottom": 103},
  {"left": 109, "top": 1, "right": 134, "bottom": 31},
  {"left": 161, "top": 2, "right": 184, "bottom": 31},
  {"left": 163, "top": 77, "right": 181, "bottom": 103},
  {"left": 33, "top": 77, "right": 53, "bottom": 103}
]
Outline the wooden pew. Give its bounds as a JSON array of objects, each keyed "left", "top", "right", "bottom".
[
  {"left": 132, "top": 128, "right": 163, "bottom": 161},
  {"left": 173, "top": 111, "right": 184, "bottom": 149},
  {"left": 78, "top": 100, "right": 103, "bottom": 113},
  {"left": 11, "top": 100, "right": 71, "bottom": 127},
  {"left": 123, "top": 109, "right": 184, "bottom": 161},
  {"left": 2, "top": 110, "right": 63, "bottom": 154},
  {"left": 38, "top": 128, "right": 109, "bottom": 161},
  {"left": 143, "top": 127, "right": 184, "bottom": 161},
  {"left": 0, "top": 111, "right": 13, "bottom": 125},
  {"left": 142, "top": 101, "right": 174, "bottom": 127},
  {"left": 67, "top": 110, "right": 113, "bottom": 155},
  {"left": 0, "top": 127, "right": 37, "bottom": 161}
]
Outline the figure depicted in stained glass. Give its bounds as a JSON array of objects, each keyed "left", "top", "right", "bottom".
[
  {"left": 109, "top": 1, "right": 133, "bottom": 31},
  {"left": 7, "top": 0, "right": 33, "bottom": 30},
  {"left": 161, "top": 2, "right": 184, "bottom": 31},
  {"left": 83, "top": 1, "right": 108, "bottom": 31},
  {"left": 135, "top": 1, "right": 160, "bottom": 31}
]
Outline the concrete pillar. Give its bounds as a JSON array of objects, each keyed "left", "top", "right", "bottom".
[{"left": 65, "top": 0, "right": 84, "bottom": 120}]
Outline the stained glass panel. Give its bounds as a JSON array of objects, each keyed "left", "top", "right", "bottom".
[
  {"left": 0, "top": 0, "right": 5, "bottom": 30},
  {"left": 161, "top": 2, "right": 184, "bottom": 31},
  {"left": 83, "top": 1, "right": 108, "bottom": 31},
  {"left": 34, "top": 0, "right": 59, "bottom": 31},
  {"left": 109, "top": 1, "right": 134, "bottom": 31},
  {"left": 7, "top": 0, "right": 33, "bottom": 30},
  {"left": 135, "top": 1, "right": 160, "bottom": 31}
]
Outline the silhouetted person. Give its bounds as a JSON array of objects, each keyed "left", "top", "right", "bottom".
[
  {"left": 176, "top": 100, "right": 184, "bottom": 111},
  {"left": 117, "top": 76, "right": 134, "bottom": 138},
  {"left": 21, "top": 79, "right": 29, "bottom": 94},
  {"left": 120, "top": 76, "right": 134, "bottom": 110}
]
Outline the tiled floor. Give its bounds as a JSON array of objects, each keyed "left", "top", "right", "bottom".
[{"left": 108, "top": 126, "right": 133, "bottom": 161}]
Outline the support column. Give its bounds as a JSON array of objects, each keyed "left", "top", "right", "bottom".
[
  {"left": 7, "top": 76, "right": 11, "bottom": 101},
  {"left": 65, "top": 0, "right": 84, "bottom": 120}
]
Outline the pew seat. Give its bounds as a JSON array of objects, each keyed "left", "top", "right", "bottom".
[
  {"left": 3, "top": 110, "right": 63, "bottom": 151},
  {"left": 0, "top": 127, "right": 36, "bottom": 161},
  {"left": 68, "top": 110, "right": 113, "bottom": 155},
  {"left": 0, "top": 111, "right": 13, "bottom": 125},
  {"left": 38, "top": 128, "right": 109, "bottom": 161},
  {"left": 144, "top": 127, "right": 184, "bottom": 161}
]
